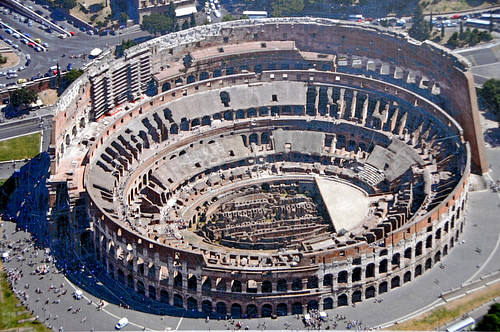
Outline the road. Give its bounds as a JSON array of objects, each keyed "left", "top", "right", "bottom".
[
  {"left": 455, "top": 38, "right": 500, "bottom": 86},
  {"left": 0, "top": 1, "right": 151, "bottom": 84}
]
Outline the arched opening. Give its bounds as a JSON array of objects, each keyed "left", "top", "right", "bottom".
[
  {"left": 323, "top": 274, "right": 333, "bottom": 287},
  {"left": 117, "top": 269, "right": 125, "bottom": 284},
  {"left": 160, "top": 290, "right": 169, "bottom": 304},
  {"left": 249, "top": 133, "right": 258, "bottom": 145},
  {"left": 352, "top": 290, "right": 362, "bottom": 303},
  {"left": 236, "top": 109, "right": 245, "bottom": 119},
  {"left": 277, "top": 279, "right": 287, "bottom": 292},
  {"left": 259, "top": 107, "right": 269, "bottom": 116},
  {"left": 434, "top": 251, "right": 441, "bottom": 263},
  {"left": 379, "top": 259, "right": 388, "bottom": 273},
  {"left": 443, "top": 244, "right": 448, "bottom": 256},
  {"left": 261, "top": 303, "right": 273, "bottom": 317},
  {"left": 352, "top": 267, "right": 362, "bottom": 282},
  {"left": 213, "top": 69, "right": 222, "bottom": 77},
  {"left": 404, "top": 271, "right": 411, "bottom": 283},
  {"left": 202, "top": 115, "right": 211, "bottom": 126},
  {"left": 216, "top": 279, "right": 226, "bottom": 291},
  {"left": 261, "top": 132, "right": 270, "bottom": 144},
  {"left": 338, "top": 294, "right": 348, "bottom": 307},
  {"left": 174, "top": 272, "right": 182, "bottom": 288},
  {"left": 202, "top": 277, "right": 211, "bottom": 293},
  {"left": 277, "top": 303, "right": 288, "bottom": 316},
  {"left": 404, "top": 248, "right": 412, "bottom": 259},
  {"left": 307, "top": 300, "right": 319, "bottom": 311},
  {"left": 247, "top": 304, "right": 258, "bottom": 318},
  {"left": 216, "top": 302, "right": 226, "bottom": 316},
  {"left": 415, "top": 265, "right": 422, "bottom": 277},
  {"left": 347, "top": 139, "right": 357, "bottom": 152},
  {"left": 127, "top": 275, "right": 134, "bottom": 289},
  {"left": 187, "top": 297, "right": 197, "bottom": 312},
  {"left": 231, "top": 280, "right": 242, "bottom": 293},
  {"left": 187, "top": 75, "right": 196, "bottom": 84},
  {"left": 391, "top": 276, "right": 400, "bottom": 289},
  {"left": 173, "top": 294, "right": 183, "bottom": 308},
  {"left": 338, "top": 270, "right": 348, "bottom": 283},
  {"left": 292, "top": 278, "right": 302, "bottom": 291},
  {"left": 379, "top": 281, "right": 388, "bottom": 294},
  {"left": 392, "top": 253, "right": 400, "bottom": 268},
  {"left": 426, "top": 235, "right": 433, "bottom": 248},
  {"left": 202, "top": 300, "right": 212, "bottom": 314},
  {"left": 262, "top": 280, "right": 272, "bottom": 293},
  {"left": 188, "top": 275, "right": 197, "bottom": 291},
  {"left": 425, "top": 258, "right": 432, "bottom": 270},
  {"left": 200, "top": 72, "right": 209, "bottom": 80},
  {"left": 191, "top": 118, "right": 200, "bottom": 128},
  {"left": 137, "top": 281, "right": 145, "bottom": 295},
  {"left": 416, "top": 242, "right": 423, "bottom": 256},
  {"left": 148, "top": 285, "right": 156, "bottom": 300},
  {"left": 323, "top": 297, "right": 334, "bottom": 310},
  {"left": 162, "top": 82, "right": 171, "bottom": 92},
  {"left": 366, "top": 286, "right": 376, "bottom": 299},
  {"left": 224, "top": 110, "right": 233, "bottom": 121},
  {"left": 246, "top": 280, "right": 257, "bottom": 293},
  {"left": 337, "top": 135, "right": 346, "bottom": 149},
  {"left": 247, "top": 108, "right": 257, "bottom": 118},
  {"left": 170, "top": 123, "right": 179, "bottom": 135},
  {"left": 231, "top": 303, "right": 242, "bottom": 318},
  {"left": 307, "top": 276, "right": 318, "bottom": 289},
  {"left": 366, "top": 263, "right": 375, "bottom": 278},
  {"left": 292, "top": 302, "right": 303, "bottom": 314}
]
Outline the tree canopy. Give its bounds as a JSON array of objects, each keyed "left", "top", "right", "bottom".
[
  {"left": 54, "top": 0, "right": 77, "bottom": 10},
  {"left": 141, "top": 13, "right": 175, "bottom": 36},
  {"left": 408, "top": 5, "right": 430, "bottom": 41},
  {"left": 271, "top": 0, "right": 304, "bottom": 17},
  {"left": 476, "top": 303, "right": 500, "bottom": 331},
  {"left": 10, "top": 88, "right": 38, "bottom": 108},
  {"left": 480, "top": 78, "right": 500, "bottom": 123}
]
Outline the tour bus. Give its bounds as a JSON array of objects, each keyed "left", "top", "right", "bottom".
[
  {"left": 242, "top": 11, "right": 268, "bottom": 19},
  {"left": 446, "top": 317, "right": 475, "bottom": 332}
]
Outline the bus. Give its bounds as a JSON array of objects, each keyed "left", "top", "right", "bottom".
[
  {"left": 242, "top": 11, "right": 268, "bottom": 19},
  {"left": 446, "top": 317, "right": 475, "bottom": 332}
]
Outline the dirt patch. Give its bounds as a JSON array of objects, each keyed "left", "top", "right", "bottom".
[
  {"left": 421, "top": 0, "right": 498, "bottom": 14},
  {"left": 0, "top": 41, "right": 20, "bottom": 69},
  {"left": 70, "top": 0, "right": 112, "bottom": 28},
  {"left": 38, "top": 89, "right": 58, "bottom": 106}
]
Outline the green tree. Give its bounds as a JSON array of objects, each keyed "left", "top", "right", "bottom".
[
  {"left": 0, "top": 55, "right": 6, "bottom": 64},
  {"left": 119, "top": 11, "right": 128, "bottom": 24},
  {"left": 141, "top": 13, "right": 174, "bottom": 35},
  {"left": 459, "top": 20, "right": 464, "bottom": 40},
  {"left": 64, "top": 69, "right": 84, "bottom": 85},
  {"left": 271, "top": 0, "right": 304, "bottom": 17},
  {"left": 440, "top": 24, "right": 445, "bottom": 38},
  {"left": 446, "top": 31, "right": 459, "bottom": 47},
  {"left": 223, "top": 14, "right": 235, "bottom": 21},
  {"left": 54, "top": 0, "right": 77, "bottom": 10},
  {"left": 167, "top": 2, "right": 176, "bottom": 18},
  {"left": 476, "top": 304, "right": 500, "bottom": 331},
  {"left": 182, "top": 19, "right": 189, "bottom": 30},
  {"left": 10, "top": 88, "right": 38, "bottom": 108},
  {"left": 408, "top": 5, "right": 430, "bottom": 41}
]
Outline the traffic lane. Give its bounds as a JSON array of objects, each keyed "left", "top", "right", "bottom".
[{"left": 0, "top": 118, "right": 42, "bottom": 140}]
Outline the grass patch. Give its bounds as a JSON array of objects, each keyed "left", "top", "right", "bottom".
[
  {"left": 0, "top": 270, "right": 49, "bottom": 331},
  {"left": 393, "top": 280, "right": 500, "bottom": 330},
  {"left": 0, "top": 132, "right": 41, "bottom": 162}
]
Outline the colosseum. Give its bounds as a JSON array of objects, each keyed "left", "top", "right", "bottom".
[{"left": 46, "top": 17, "right": 487, "bottom": 318}]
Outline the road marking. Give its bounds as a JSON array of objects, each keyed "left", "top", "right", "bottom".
[{"left": 175, "top": 315, "right": 183, "bottom": 331}]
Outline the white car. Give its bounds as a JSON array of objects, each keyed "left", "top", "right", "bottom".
[
  {"left": 210, "top": 2, "right": 215, "bottom": 9},
  {"left": 206, "top": 15, "right": 212, "bottom": 23},
  {"left": 115, "top": 317, "right": 128, "bottom": 330},
  {"left": 214, "top": 10, "right": 221, "bottom": 18}
]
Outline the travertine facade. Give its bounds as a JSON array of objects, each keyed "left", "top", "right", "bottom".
[{"left": 49, "top": 18, "right": 481, "bottom": 318}]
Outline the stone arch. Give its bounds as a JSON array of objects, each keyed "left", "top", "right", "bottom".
[
  {"left": 162, "top": 82, "right": 171, "bottom": 92},
  {"left": 261, "top": 303, "right": 273, "bottom": 317},
  {"left": 202, "top": 300, "right": 212, "bottom": 314},
  {"left": 127, "top": 274, "right": 134, "bottom": 288},
  {"left": 191, "top": 118, "right": 200, "bottom": 128},
  {"left": 173, "top": 294, "right": 183, "bottom": 308},
  {"left": 323, "top": 297, "right": 334, "bottom": 310},
  {"left": 338, "top": 270, "right": 348, "bottom": 283},
  {"left": 247, "top": 304, "right": 258, "bottom": 318},
  {"left": 323, "top": 274, "right": 333, "bottom": 286},
  {"left": 213, "top": 69, "right": 222, "bottom": 77},
  {"left": 249, "top": 133, "right": 258, "bottom": 144},
  {"left": 347, "top": 139, "right": 357, "bottom": 152},
  {"left": 379, "top": 281, "right": 388, "bottom": 294},
  {"left": 174, "top": 271, "right": 182, "bottom": 288},
  {"left": 338, "top": 294, "right": 348, "bottom": 307},
  {"left": 202, "top": 277, "right": 211, "bottom": 293},
  {"left": 404, "top": 271, "right": 411, "bottom": 283},
  {"left": 366, "top": 263, "right": 375, "bottom": 278},
  {"left": 425, "top": 258, "right": 432, "bottom": 270},
  {"left": 292, "top": 278, "right": 302, "bottom": 291},
  {"left": 247, "top": 108, "right": 257, "bottom": 118},
  {"left": 246, "top": 279, "right": 257, "bottom": 293},
  {"left": 261, "top": 132, "right": 270, "bottom": 144},
  {"left": 231, "top": 280, "right": 242, "bottom": 293},
  {"left": 277, "top": 303, "right": 288, "bottom": 316},
  {"left": 187, "top": 75, "right": 196, "bottom": 84},
  {"left": 277, "top": 279, "right": 287, "bottom": 292},
  {"left": 188, "top": 274, "right": 197, "bottom": 291},
  {"left": 365, "top": 286, "right": 376, "bottom": 299},
  {"left": 292, "top": 302, "right": 303, "bottom": 314},
  {"left": 148, "top": 285, "right": 156, "bottom": 300},
  {"left": 236, "top": 109, "right": 245, "bottom": 119},
  {"left": 352, "top": 267, "right": 362, "bottom": 282},
  {"left": 337, "top": 134, "right": 346, "bottom": 149},
  {"left": 271, "top": 106, "right": 280, "bottom": 116},
  {"left": 415, "top": 264, "right": 422, "bottom": 277},
  {"left": 307, "top": 300, "right": 319, "bottom": 311},
  {"left": 231, "top": 303, "right": 242, "bottom": 318},
  {"left": 416, "top": 241, "right": 423, "bottom": 256},
  {"left": 187, "top": 297, "right": 198, "bottom": 312},
  {"left": 352, "top": 290, "right": 362, "bottom": 303},
  {"left": 170, "top": 123, "right": 179, "bottom": 135},
  {"left": 216, "top": 278, "right": 226, "bottom": 291},
  {"left": 202, "top": 115, "right": 211, "bottom": 126},
  {"left": 426, "top": 235, "right": 433, "bottom": 248},
  {"left": 443, "top": 244, "right": 448, "bottom": 256},
  {"left": 216, "top": 302, "right": 227, "bottom": 316},
  {"left": 137, "top": 280, "right": 145, "bottom": 295},
  {"left": 434, "top": 250, "right": 441, "bottom": 263},
  {"left": 259, "top": 107, "right": 269, "bottom": 116},
  {"left": 307, "top": 276, "right": 318, "bottom": 289},
  {"left": 379, "top": 259, "right": 388, "bottom": 273},
  {"left": 200, "top": 71, "right": 209, "bottom": 80},
  {"left": 404, "top": 247, "right": 412, "bottom": 259},
  {"left": 224, "top": 110, "right": 233, "bottom": 121},
  {"left": 160, "top": 289, "right": 169, "bottom": 304},
  {"left": 262, "top": 280, "right": 272, "bottom": 293},
  {"left": 391, "top": 276, "right": 400, "bottom": 289}
]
